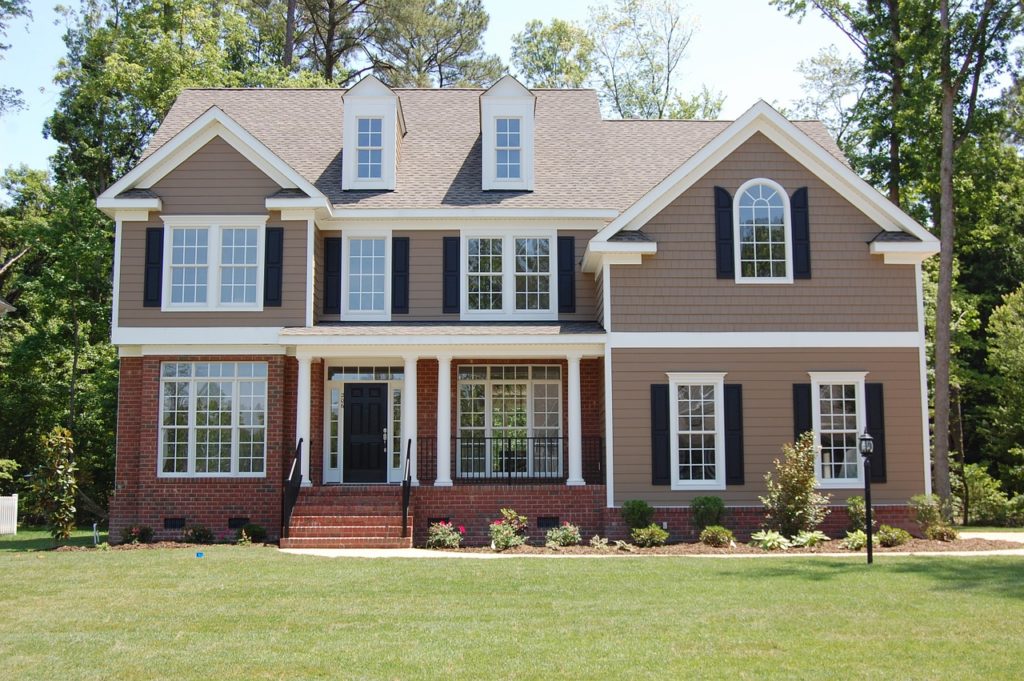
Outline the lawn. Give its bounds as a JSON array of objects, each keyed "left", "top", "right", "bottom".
[{"left": 1, "top": 536, "right": 1022, "bottom": 680}]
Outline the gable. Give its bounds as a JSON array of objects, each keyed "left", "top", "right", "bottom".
[{"left": 151, "top": 136, "right": 282, "bottom": 215}]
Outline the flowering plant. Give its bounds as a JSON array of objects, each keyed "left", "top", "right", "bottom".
[
  {"left": 426, "top": 521, "right": 464, "bottom": 549},
  {"left": 489, "top": 508, "right": 528, "bottom": 551},
  {"left": 120, "top": 524, "right": 154, "bottom": 545},
  {"left": 545, "top": 521, "right": 582, "bottom": 548}
]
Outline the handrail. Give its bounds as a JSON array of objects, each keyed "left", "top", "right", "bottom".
[
  {"left": 401, "top": 438, "right": 413, "bottom": 538},
  {"left": 281, "top": 438, "right": 303, "bottom": 540}
]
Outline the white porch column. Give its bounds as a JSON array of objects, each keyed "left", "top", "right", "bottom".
[
  {"left": 566, "top": 352, "right": 585, "bottom": 486},
  {"left": 403, "top": 355, "right": 419, "bottom": 485},
  {"left": 435, "top": 354, "right": 453, "bottom": 486},
  {"left": 296, "top": 356, "right": 313, "bottom": 486}
]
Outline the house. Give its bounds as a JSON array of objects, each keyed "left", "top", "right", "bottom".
[{"left": 96, "top": 75, "right": 938, "bottom": 547}]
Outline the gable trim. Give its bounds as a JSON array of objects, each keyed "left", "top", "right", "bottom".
[{"left": 592, "top": 101, "right": 938, "bottom": 248}]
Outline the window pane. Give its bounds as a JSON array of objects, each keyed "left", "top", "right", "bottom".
[
  {"left": 495, "top": 118, "right": 521, "bottom": 180},
  {"left": 468, "top": 237, "right": 503, "bottom": 310},
  {"left": 220, "top": 228, "right": 259, "bottom": 304},
  {"left": 514, "top": 237, "right": 550, "bottom": 311},
  {"left": 170, "top": 228, "right": 208, "bottom": 304},
  {"left": 738, "top": 183, "right": 787, "bottom": 279},
  {"left": 676, "top": 384, "right": 717, "bottom": 482},
  {"left": 347, "top": 238, "right": 386, "bottom": 312},
  {"left": 356, "top": 118, "right": 383, "bottom": 179},
  {"left": 818, "top": 383, "right": 859, "bottom": 480}
]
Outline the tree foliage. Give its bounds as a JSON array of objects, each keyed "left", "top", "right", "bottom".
[
  {"left": 511, "top": 18, "right": 594, "bottom": 89},
  {"left": 0, "top": 0, "right": 30, "bottom": 117},
  {"left": 31, "top": 427, "right": 79, "bottom": 542}
]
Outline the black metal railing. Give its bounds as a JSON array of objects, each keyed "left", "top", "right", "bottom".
[
  {"left": 401, "top": 438, "right": 413, "bottom": 538},
  {"left": 454, "top": 436, "right": 564, "bottom": 480},
  {"left": 281, "top": 438, "right": 303, "bottom": 539},
  {"left": 413, "top": 435, "right": 604, "bottom": 485}
]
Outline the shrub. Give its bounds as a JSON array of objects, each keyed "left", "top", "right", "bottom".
[
  {"left": 954, "top": 463, "right": 1009, "bottom": 526},
  {"left": 840, "top": 530, "right": 872, "bottom": 551},
  {"left": 909, "top": 494, "right": 944, "bottom": 530},
  {"left": 589, "top": 535, "right": 610, "bottom": 550},
  {"left": 691, "top": 496, "right": 725, "bottom": 530},
  {"left": 699, "top": 525, "right": 734, "bottom": 548},
  {"left": 489, "top": 509, "right": 528, "bottom": 551},
  {"left": 846, "top": 495, "right": 870, "bottom": 532},
  {"left": 791, "top": 530, "right": 831, "bottom": 548},
  {"left": 631, "top": 523, "right": 669, "bottom": 547},
  {"left": 877, "top": 525, "right": 911, "bottom": 547},
  {"left": 0, "top": 458, "right": 19, "bottom": 496},
  {"left": 239, "top": 523, "right": 267, "bottom": 543},
  {"left": 545, "top": 521, "right": 582, "bottom": 548},
  {"left": 426, "top": 521, "right": 465, "bottom": 549},
  {"left": 620, "top": 499, "right": 655, "bottom": 529},
  {"left": 182, "top": 524, "right": 215, "bottom": 544},
  {"left": 750, "top": 530, "right": 790, "bottom": 551},
  {"left": 121, "top": 525, "right": 154, "bottom": 545},
  {"left": 760, "top": 432, "right": 832, "bottom": 536},
  {"left": 30, "top": 427, "right": 78, "bottom": 543},
  {"left": 925, "top": 524, "right": 959, "bottom": 542},
  {"left": 613, "top": 540, "right": 635, "bottom": 552},
  {"left": 236, "top": 530, "right": 251, "bottom": 546},
  {"left": 1007, "top": 495, "right": 1024, "bottom": 527}
]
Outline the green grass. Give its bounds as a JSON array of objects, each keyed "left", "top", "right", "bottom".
[
  {"left": 959, "top": 526, "right": 1024, "bottom": 533},
  {"left": 0, "top": 526, "right": 108, "bottom": 551},
  {"left": 1, "top": 540, "right": 1022, "bottom": 680}
]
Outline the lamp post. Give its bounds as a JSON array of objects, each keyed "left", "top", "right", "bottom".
[{"left": 859, "top": 431, "right": 875, "bottom": 565}]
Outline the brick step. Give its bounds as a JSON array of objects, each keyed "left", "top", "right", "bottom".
[
  {"left": 288, "top": 524, "right": 409, "bottom": 539},
  {"left": 300, "top": 486, "right": 403, "bottom": 497},
  {"left": 290, "top": 513, "right": 408, "bottom": 526},
  {"left": 293, "top": 504, "right": 404, "bottom": 516},
  {"left": 280, "top": 536, "right": 413, "bottom": 549}
]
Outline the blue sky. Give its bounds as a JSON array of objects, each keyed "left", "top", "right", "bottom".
[{"left": 0, "top": 0, "right": 852, "bottom": 173}]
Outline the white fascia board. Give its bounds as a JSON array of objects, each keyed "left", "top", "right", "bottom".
[
  {"left": 96, "top": 197, "right": 162, "bottom": 218},
  {"left": 266, "top": 197, "right": 330, "bottom": 211},
  {"left": 98, "top": 106, "right": 325, "bottom": 203},
  {"left": 325, "top": 208, "right": 618, "bottom": 220},
  {"left": 292, "top": 341, "right": 604, "bottom": 360},
  {"left": 137, "top": 344, "right": 287, "bottom": 356},
  {"left": 581, "top": 247, "right": 650, "bottom": 273},
  {"left": 608, "top": 331, "right": 921, "bottom": 348},
  {"left": 593, "top": 101, "right": 937, "bottom": 245},
  {"left": 870, "top": 240, "right": 939, "bottom": 264},
  {"left": 284, "top": 333, "right": 608, "bottom": 347},
  {"left": 112, "top": 327, "right": 283, "bottom": 345}
]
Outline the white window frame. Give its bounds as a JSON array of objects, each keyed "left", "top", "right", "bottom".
[
  {"left": 460, "top": 230, "right": 557, "bottom": 320},
  {"left": 732, "top": 178, "right": 794, "bottom": 285},
  {"left": 494, "top": 116, "right": 522, "bottom": 181},
  {"left": 161, "top": 215, "right": 267, "bottom": 312},
  {"left": 809, "top": 371, "right": 867, "bottom": 489},
  {"left": 667, "top": 372, "right": 727, "bottom": 491},
  {"left": 481, "top": 103, "right": 534, "bottom": 191},
  {"left": 157, "top": 361, "right": 268, "bottom": 478},
  {"left": 340, "top": 230, "right": 392, "bottom": 321},
  {"left": 342, "top": 99, "right": 397, "bottom": 191},
  {"left": 355, "top": 116, "right": 384, "bottom": 180}
]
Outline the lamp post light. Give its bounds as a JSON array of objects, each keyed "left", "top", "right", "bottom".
[{"left": 859, "top": 431, "right": 875, "bottom": 565}]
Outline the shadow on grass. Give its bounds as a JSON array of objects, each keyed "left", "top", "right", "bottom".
[{"left": 0, "top": 528, "right": 107, "bottom": 552}]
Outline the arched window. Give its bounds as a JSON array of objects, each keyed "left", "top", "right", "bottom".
[{"left": 733, "top": 179, "right": 793, "bottom": 282}]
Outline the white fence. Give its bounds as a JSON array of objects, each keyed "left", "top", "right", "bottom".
[{"left": 0, "top": 494, "right": 17, "bottom": 535}]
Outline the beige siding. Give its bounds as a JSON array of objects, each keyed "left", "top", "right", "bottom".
[
  {"left": 151, "top": 137, "right": 280, "bottom": 215},
  {"left": 118, "top": 214, "right": 307, "bottom": 327},
  {"left": 611, "top": 133, "right": 918, "bottom": 332},
  {"left": 595, "top": 266, "right": 605, "bottom": 328},
  {"left": 611, "top": 347, "right": 926, "bottom": 506}
]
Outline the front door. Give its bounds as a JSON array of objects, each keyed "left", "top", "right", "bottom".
[{"left": 343, "top": 383, "right": 388, "bottom": 483}]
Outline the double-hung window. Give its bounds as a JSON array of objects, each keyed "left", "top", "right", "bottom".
[
  {"left": 667, "top": 372, "right": 726, "bottom": 490},
  {"left": 495, "top": 117, "right": 521, "bottom": 180},
  {"left": 456, "top": 365, "right": 562, "bottom": 478},
  {"left": 341, "top": 234, "right": 390, "bottom": 320},
  {"left": 159, "top": 362, "right": 268, "bottom": 477},
  {"left": 463, "top": 232, "right": 555, "bottom": 319},
  {"left": 163, "top": 216, "right": 266, "bottom": 311},
  {"left": 356, "top": 117, "right": 383, "bottom": 180},
  {"left": 733, "top": 178, "right": 793, "bottom": 283},
  {"left": 809, "top": 372, "right": 866, "bottom": 487}
]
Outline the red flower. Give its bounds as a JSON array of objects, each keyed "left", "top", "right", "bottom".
[
  {"left": 563, "top": 520, "right": 570, "bottom": 526},
  {"left": 493, "top": 519, "right": 503, "bottom": 525},
  {"left": 457, "top": 525, "right": 466, "bottom": 534}
]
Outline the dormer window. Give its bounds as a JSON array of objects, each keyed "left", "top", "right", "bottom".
[
  {"left": 495, "top": 118, "right": 521, "bottom": 180},
  {"left": 357, "top": 117, "right": 383, "bottom": 180},
  {"left": 733, "top": 178, "right": 793, "bottom": 284}
]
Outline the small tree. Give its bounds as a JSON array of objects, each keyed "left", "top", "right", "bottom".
[
  {"left": 30, "top": 427, "right": 78, "bottom": 543},
  {"left": 760, "top": 431, "right": 831, "bottom": 536}
]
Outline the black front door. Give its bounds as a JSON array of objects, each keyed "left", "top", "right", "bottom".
[{"left": 343, "top": 383, "right": 389, "bottom": 483}]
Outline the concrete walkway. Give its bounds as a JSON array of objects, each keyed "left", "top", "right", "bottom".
[{"left": 960, "top": 531, "right": 1024, "bottom": 543}]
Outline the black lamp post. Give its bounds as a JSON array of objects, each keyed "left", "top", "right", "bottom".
[{"left": 859, "top": 431, "right": 875, "bottom": 565}]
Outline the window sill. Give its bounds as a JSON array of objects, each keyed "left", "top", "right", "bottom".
[
  {"left": 160, "top": 304, "right": 264, "bottom": 313},
  {"left": 671, "top": 482, "right": 727, "bottom": 491},
  {"left": 733, "top": 277, "right": 794, "bottom": 285},
  {"left": 157, "top": 473, "right": 267, "bottom": 480},
  {"left": 816, "top": 479, "right": 864, "bottom": 489}
]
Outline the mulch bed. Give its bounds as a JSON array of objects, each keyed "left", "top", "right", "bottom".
[
  {"left": 50, "top": 541, "right": 275, "bottom": 552},
  {"left": 440, "top": 537, "right": 1023, "bottom": 555}
]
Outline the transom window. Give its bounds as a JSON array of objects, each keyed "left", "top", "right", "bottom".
[
  {"left": 667, "top": 372, "right": 726, "bottom": 490},
  {"left": 810, "top": 372, "right": 866, "bottom": 487},
  {"left": 356, "top": 117, "right": 383, "bottom": 180},
  {"left": 456, "top": 365, "right": 562, "bottom": 478},
  {"left": 495, "top": 117, "right": 521, "bottom": 180},
  {"left": 159, "top": 362, "right": 268, "bottom": 477},
  {"left": 346, "top": 237, "right": 386, "bottom": 314},
  {"left": 463, "top": 233, "right": 556, "bottom": 318},
  {"left": 163, "top": 217, "right": 266, "bottom": 311},
  {"left": 734, "top": 179, "right": 792, "bottom": 283}
]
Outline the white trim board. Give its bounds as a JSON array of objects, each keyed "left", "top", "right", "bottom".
[
  {"left": 112, "top": 327, "right": 284, "bottom": 345},
  {"left": 608, "top": 331, "right": 922, "bottom": 348}
]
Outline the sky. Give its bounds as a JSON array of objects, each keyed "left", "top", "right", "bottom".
[{"left": 0, "top": 0, "right": 854, "bottom": 174}]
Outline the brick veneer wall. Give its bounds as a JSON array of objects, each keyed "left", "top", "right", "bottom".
[{"left": 109, "top": 354, "right": 296, "bottom": 543}]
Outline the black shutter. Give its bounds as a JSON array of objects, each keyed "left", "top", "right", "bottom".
[
  {"left": 791, "top": 187, "right": 811, "bottom": 279},
  {"left": 391, "top": 236, "right": 409, "bottom": 314},
  {"left": 865, "top": 383, "right": 887, "bottom": 483},
  {"left": 793, "top": 383, "right": 813, "bottom": 442},
  {"left": 143, "top": 227, "right": 163, "bottom": 307},
  {"left": 651, "top": 384, "right": 671, "bottom": 486},
  {"left": 323, "top": 236, "right": 342, "bottom": 315},
  {"left": 442, "top": 236, "right": 459, "bottom": 314},
  {"left": 714, "top": 186, "right": 734, "bottom": 279},
  {"left": 263, "top": 227, "right": 283, "bottom": 307},
  {"left": 724, "top": 384, "right": 744, "bottom": 485},
  {"left": 557, "top": 235, "right": 576, "bottom": 314}
]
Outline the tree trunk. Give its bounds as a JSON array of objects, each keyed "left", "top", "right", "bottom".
[
  {"left": 933, "top": 0, "right": 955, "bottom": 511},
  {"left": 886, "top": 0, "right": 903, "bottom": 206},
  {"left": 284, "top": 0, "right": 297, "bottom": 68}
]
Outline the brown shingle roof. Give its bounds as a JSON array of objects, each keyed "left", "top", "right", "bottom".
[{"left": 144, "top": 88, "right": 846, "bottom": 213}]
